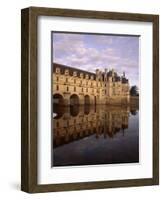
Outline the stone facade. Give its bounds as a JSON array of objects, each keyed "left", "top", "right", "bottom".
[{"left": 53, "top": 63, "right": 130, "bottom": 106}]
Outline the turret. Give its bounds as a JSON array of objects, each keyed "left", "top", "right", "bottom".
[
  {"left": 112, "top": 68, "right": 114, "bottom": 77},
  {"left": 99, "top": 70, "right": 102, "bottom": 81},
  {"left": 104, "top": 68, "right": 108, "bottom": 82},
  {"left": 96, "top": 69, "right": 100, "bottom": 81}
]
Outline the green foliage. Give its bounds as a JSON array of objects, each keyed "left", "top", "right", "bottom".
[{"left": 130, "top": 85, "right": 139, "bottom": 96}]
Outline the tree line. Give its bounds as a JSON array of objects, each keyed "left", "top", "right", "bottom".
[{"left": 130, "top": 86, "right": 139, "bottom": 96}]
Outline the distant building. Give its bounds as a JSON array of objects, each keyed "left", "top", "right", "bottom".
[{"left": 53, "top": 63, "right": 130, "bottom": 106}]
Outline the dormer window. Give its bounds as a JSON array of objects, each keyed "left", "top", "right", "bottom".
[
  {"left": 65, "top": 69, "right": 69, "bottom": 75},
  {"left": 86, "top": 74, "right": 89, "bottom": 79},
  {"left": 56, "top": 67, "right": 60, "bottom": 74},
  {"left": 73, "top": 71, "right": 77, "bottom": 76},
  {"left": 91, "top": 75, "right": 94, "bottom": 80},
  {"left": 80, "top": 73, "right": 83, "bottom": 78}
]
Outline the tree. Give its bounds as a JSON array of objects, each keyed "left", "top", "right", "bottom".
[{"left": 130, "top": 85, "right": 139, "bottom": 96}]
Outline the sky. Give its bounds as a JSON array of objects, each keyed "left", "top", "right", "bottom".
[{"left": 52, "top": 32, "right": 139, "bottom": 87}]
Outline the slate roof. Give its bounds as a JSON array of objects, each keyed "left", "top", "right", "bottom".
[
  {"left": 53, "top": 63, "right": 128, "bottom": 83},
  {"left": 53, "top": 63, "right": 95, "bottom": 79}
]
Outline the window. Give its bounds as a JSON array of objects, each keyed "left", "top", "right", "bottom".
[
  {"left": 74, "top": 87, "right": 76, "bottom": 92},
  {"left": 56, "top": 67, "right": 60, "bottom": 73},
  {"left": 73, "top": 71, "right": 77, "bottom": 76},
  {"left": 56, "top": 85, "right": 59, "bottom": 90},
  {"left": 56, "top": 76, "right": 59, "bottom": 81},
  {"left": 65, "top": 69, "right": 69, "bottom": 75},
  {"left": 66, "top": 78, "right": 68, "bottom": 82},
  {"left": 80, "top": 73, "right": 83, "bottom": 78},
  {"left": 67, "top": 86, "right": 69, "bottom": 91}
]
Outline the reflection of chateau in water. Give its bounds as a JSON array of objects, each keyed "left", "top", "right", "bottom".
[{"left": 53, "top": 105, "right": 134, "bottom": 147}]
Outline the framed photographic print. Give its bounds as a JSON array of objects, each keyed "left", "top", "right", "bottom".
[{"left": 21, "top": 7, "right": 159, "bottom": 193}]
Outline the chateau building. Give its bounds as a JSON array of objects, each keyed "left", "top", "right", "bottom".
[{"left": 53, "top": 63, "right": 130, "bottom": 106}]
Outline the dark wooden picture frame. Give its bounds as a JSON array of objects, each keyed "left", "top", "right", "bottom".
[{"left": 21, "top": 7, "right": 159, "bottom": 193}]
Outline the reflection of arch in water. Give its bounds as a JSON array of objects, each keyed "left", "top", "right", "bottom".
[
  {"left": 84, "top": 95, "right": 90, "bottom": 105},
  {"left": 84, "top": 105, "right": 90, "bottom": 115},
  {"left": 130, "top": 109, "right": 137, "bottom": 115},
  {"left": 70, "top": 94, "right": 79, "bottom": 106},
  {"left": 94, "top": 96, "right": 96, "bottom": 105},
  {"left": 70, "top": 105, "right": 79, "bottom": 117},
  {"left": 53, "top": 94, "right": 64, "bottom": 119},
  {"left": 53, "top": 106, "right": 131, "bottom": 147}
]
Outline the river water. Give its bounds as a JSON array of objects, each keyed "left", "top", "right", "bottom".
[{"left": 53, "top": 105, "right": 139, "bottom": 167}]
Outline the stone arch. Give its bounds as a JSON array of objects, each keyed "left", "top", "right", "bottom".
[
  {"left": 70, "top": 94, "right": 79, "bottom": 106},
  {"left": 53, "top": 93, "right": 64, "bottom": 106},
  {"left": 53, "top": 94, "right": 64, "bottom": 119}
]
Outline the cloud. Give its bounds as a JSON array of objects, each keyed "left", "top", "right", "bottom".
[{"left": 52, "top": 33, "right": 139, "bottom": 86}]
